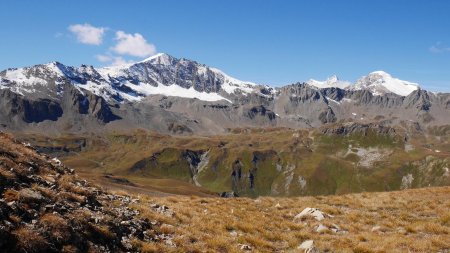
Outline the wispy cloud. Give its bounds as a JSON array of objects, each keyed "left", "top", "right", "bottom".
[
  {"left": 68, "top": 23, "right": 106, "bottom": 45},
  {"left": 54, "top": 32, "right": 64, "bottom": 39},
  {"left": 429, "top": 42, "right": 450, "bottom": 53},
  {"left": 111, "top": 31, "right": 156, "bottom": 57}
]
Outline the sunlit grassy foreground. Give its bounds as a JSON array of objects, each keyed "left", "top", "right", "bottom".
[{"left": 124, "top": 186, "right": 450, "bottom": 252}]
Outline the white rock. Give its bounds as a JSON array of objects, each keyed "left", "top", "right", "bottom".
[
  {"left": 294, "top": 207, "right": 327, "bottom": 221},
  {"left": 298, "top": 240, "right": 318, "bottom": 253},
  {"left": 316, "top": 223, "right": 328, "bottom": 233},
  {"left": 51, "top": 157, "right": 62, "bottom": 166},
  {"left": 371, "top": 225, "right": 381, "bottom": 232},
  {"left": 401, "top": 174, "right": 414, "bottom": 190},
  {"left": 239, "top": 244, "right": 252, "bottom": 251},
  {"left": 298, "top": 240, "right": 314, "bottom": 249},
  {"left": 397, "top": 227, "right": 407, "bottom": 234},
  {"left": 330, "top": 223, "right": 341, "bottom": 233}
]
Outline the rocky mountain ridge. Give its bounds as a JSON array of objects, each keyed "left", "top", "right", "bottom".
[{"left": 0, "top": 53, "right": 449, "bottom": 135}]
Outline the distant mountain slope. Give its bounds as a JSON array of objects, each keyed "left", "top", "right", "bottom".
[{"left": 20, "top": 125, "right": 450, "bottom": 197}]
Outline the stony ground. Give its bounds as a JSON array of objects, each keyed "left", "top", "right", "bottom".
[{"left": 0, "top": 132, "right": 170, "bottom": 252}]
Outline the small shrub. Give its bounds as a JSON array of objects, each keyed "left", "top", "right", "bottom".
[
  {"left": 3, "top": 189, "right": 19, "bottom": 202},
  {"left": 12, "top": 227, "right": 49, "bottom": 253},
  {"left": 39, "top": 213, "right": 71, "bottom": 243}
]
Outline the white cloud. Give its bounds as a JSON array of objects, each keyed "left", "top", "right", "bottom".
[
  {"left": 429, "top": 42, "right": 450, "bottom": 53},
  {"left": 95, "top": 54, "right": 133, "bottom": 66},
  {"left": 68, "top": 23, "right": 106, "bottom": 45},
  {"left": 95, "top": 54, "right": 112, "bottom": 63},
  {"left": 111, "top": 31, "right": 156, "bottom": 57}
]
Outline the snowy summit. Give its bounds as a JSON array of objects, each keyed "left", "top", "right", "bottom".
[
  {"left": 352, "top": 71, "right": 419, "bottom": 96},
  {"left": 307, "top": 75, "right": 351, "bottom": 89}
]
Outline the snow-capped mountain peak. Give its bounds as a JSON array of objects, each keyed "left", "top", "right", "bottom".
[
  {"left": 353, "top": 70, "right": 419, "bottom": 96},
  {"left": 307, "top": 75, "right": 351, "bottom": 89},
  {"left": 0, "top": 53, "right": 263, "bottom": 103},
  {"left": 139, "top": 52, "right": 173, "bottom": 65}
]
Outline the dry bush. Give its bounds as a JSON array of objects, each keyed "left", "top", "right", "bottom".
[
  {"left": 3, "top": 189, "right": 19, "bottom": 202},
  {"left": 88, "top": 224, "right": 115, "bottom": 242},
  {"left": 159, "top": 224, "right": 175, "bottom": 234},
  {"left": 61, "top": 245, "right": 79, "bottom": 253},
  {"left": 0, "top": 167, "right": 16, "bottom": 180},
  {"left": 440, "top": 213, "right": 450, "bottom": 226},
  {"left": 32, "top": 184, "right": 57, "bottom": 200},
  {"left": 68, "top": 209, "right": 92, "bottom": 230},
  {"left": 58, "top": 191, "right": 86, "bottom": 203},
  {"left": 39, "top": 213, "right": 71, "bottom": 242},
  {"left": 57, "top": 175, "right": 92, "bottom": 196},
  {"left": 12, "top": 227, "right": 49, "bottom": 253},
  {"left": 8, "top": 214, "right": 21, "bottom": 224},
  {"left": 424, "top": 222, "right": 449, "bottom": 234}
]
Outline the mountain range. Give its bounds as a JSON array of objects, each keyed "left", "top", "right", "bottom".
[{"left": 0, "top": 53, "right": 449, "bottom": 135}]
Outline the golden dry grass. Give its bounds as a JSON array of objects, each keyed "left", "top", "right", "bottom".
[{"left": 127, "top": 186, "right": 450, "bottom": 253}]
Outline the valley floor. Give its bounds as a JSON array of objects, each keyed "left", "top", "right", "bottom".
[{"left": 128, "top": 186, "right": 450, "bottom": 253}]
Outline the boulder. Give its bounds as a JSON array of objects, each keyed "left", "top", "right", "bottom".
[
  {"left": 19, "top": 188, "right": 45, "bottom": 204},
  {"left": 220, "top": 191, "right": 238, "bottom": 198},
  {"left": 294, "top": 207, "right": 331, "bottom": 221},
  {"left": 239, "top": 244, "right": 252, "bottom": 251},
  {"left": 330, "top": 223, "right": 347, "bottom": 234},
  {"left": 371, "top": 225, "right": 381, "bottom": 232},
  {"left": 316, "top": 224, "right": 328, "bottom": 233},
  {"left": 298, "top": 240, "right": 319, "bottom": 252},
  {"left": 150, "top": 203, "right": 175, "bottom": 217}
]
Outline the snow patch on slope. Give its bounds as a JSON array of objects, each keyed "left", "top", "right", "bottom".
[
  {"left": 209, "top": 67, "right": 256, "bottom": 94},
  {"left": 123, "top": 82, "right": 232, "bottom": 102},
  {"left": 1, "top": 68, "right": 47, "bottom": 95}
]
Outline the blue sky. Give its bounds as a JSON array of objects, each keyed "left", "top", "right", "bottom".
[{"left": 1, "top": 0, "right": 450, "bottom": 91}]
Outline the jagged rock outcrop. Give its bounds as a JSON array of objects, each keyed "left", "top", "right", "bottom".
[
  {"left": 245, "top": 105, "right": 276, "bottom": 121},
  {"left": 403, "top": 89, "right": 432, "bottom": 111},
  {"left": 320, "top": 122, "right": 398, "bottom": 137}
]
